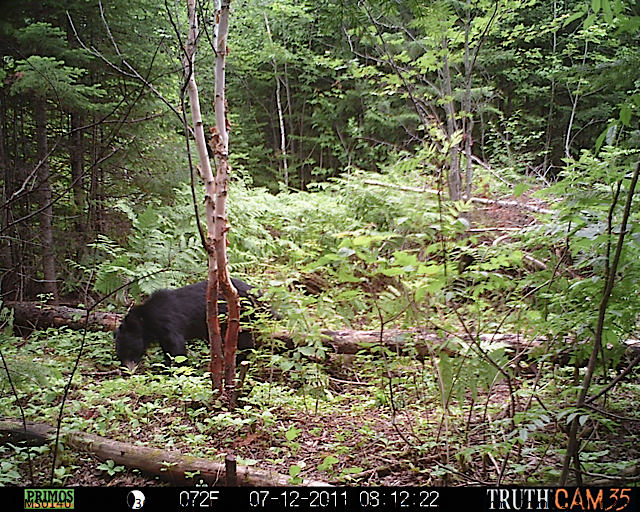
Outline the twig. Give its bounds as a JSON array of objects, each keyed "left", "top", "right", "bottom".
[{"left": 585, "top": 352, "right": 640, "bottom": 405}]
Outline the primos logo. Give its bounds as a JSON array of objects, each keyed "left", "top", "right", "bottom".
[{"left": 24, "top": 489, "right": 75, "bottom": 509}]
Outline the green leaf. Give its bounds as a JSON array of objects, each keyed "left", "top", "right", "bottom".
[
  {"left": 417, "top": 264, "right": 442, "bottom": 275},
  {"left": 595, "top": 128, "right": 608, "bottom": 153},
  {"left": 427, "top": 278, "right": 446, "bottom": 293},
  {"left": 378, "top": 267, "right": 407, "bottom": 276},
  {"left": 285, "top": 426, "right": 301, "bottom": 441},
  {"left": 619, "top": 104, "right": 632, "bottom": 126},
  {"left": 583, "top": 14, "right": 596, "bottom": 29},
  {"left": 564, "top": 8, "right": 588, "bottom": 27},
  {"left": 592, "top": 0, "right": 601, "bottom": 13},
  {"left": 392, "top": 251, "right": 417, "bottom": 267},
  {"left": 318, "top": 455, "right": 339, "bottom": 471},
  {"left": 605, "top": 124, "right": 618, "bottom": 145},
  {"left": 337, "top": 270, "right": 362, "bottom": 283},
  {"left": 352, "top": 235, "right": 373, "bottom": 246},
  {"left": 298, "top": 346, "right": 318, "bottom": 357},
  {"left": 612, "top": 0, "right": 623, "bottom": 14},
  {"left": 514, "top": 183, "right": 530, "bottom": 198},
  {"left": 336, "top": 247, "right": 356, "bottom": 258}
]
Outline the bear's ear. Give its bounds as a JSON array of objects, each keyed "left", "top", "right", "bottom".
[{"left": 125, "top": 308, "right": 143, "bottom": 327}]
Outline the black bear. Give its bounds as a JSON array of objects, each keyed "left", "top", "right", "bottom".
[{"left": 115, "top": 278, "right": 271, "bottom": 371}]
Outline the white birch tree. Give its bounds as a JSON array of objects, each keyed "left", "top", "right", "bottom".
[{"left": 184, "top": 0, "right": 239, "bottom": 400}]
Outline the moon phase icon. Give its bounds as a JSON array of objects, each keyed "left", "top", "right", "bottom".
[{"left": 127, "top": 490, "right": 146, "bottom": 509}]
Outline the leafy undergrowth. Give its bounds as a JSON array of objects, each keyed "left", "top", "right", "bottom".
[
  {"left": 1, "top": 327, "right": 639, "bottom": 487},
  {"left": 4, "top": 158, "right": 640, "bottom": 487}
]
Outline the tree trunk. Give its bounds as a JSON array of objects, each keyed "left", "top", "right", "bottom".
[
  {"left": 0, "top": 89, "right": 15, "bottom": 300},
  {"left": 362, "top": 179, "right": 553, "bottom": 214},
  {"left": 183, "top": 0, "right": 239, "bottom": 399},
  {"left": 560, "top": 158, "right": 640, "bottom": 485},
  {"left": 213, "top": 0, "right": 241, "bottom": 402},
  {"left": 70, "top": 112, "right": 86, "bottom": 259},
  {"left": 542, "top": 0, "right": 558, "bottom": 173},
  {"left": 34, "top": 97, "right": 58, "bottom": 303},
  {"left": 184, "top": 0, "right": 224, "bottom": 392},
  {"left": 440, "top": 42, "right": 462, "bottom": 201},
  {"left": 462, "top": 0, "right": 473, "bottom": 200},
  {"left": 264, "top": 13, "right": 288, "bottom": 188},
  {"left": 564, "top": 39, "right": 589, "bottom": 160}
]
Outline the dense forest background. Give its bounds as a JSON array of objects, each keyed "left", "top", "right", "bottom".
[
  {"left": 1, "top": 0, "right": 640, "bottom": 488},
  {"left": 2, "top": 0, "right": 638, "bottom": 302}
]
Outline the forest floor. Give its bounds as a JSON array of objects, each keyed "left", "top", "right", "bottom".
[
  {"left": 8, "top": 363, "right": 640, "bottom": 488},
  {"left": 8, "top": 377, "right": 517, "bottom": 487}
]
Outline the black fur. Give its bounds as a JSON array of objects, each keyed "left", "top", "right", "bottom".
[{"left": 115, "top": 278, "right": 269, "bottom": 370}]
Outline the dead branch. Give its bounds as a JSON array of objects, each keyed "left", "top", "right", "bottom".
[{"left": 363, "top": 179, "right": 553, "bottom": 214}]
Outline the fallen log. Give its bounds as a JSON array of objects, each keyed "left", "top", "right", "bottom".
[
  {"left": 12, "top": 298, "right": 555, "bottom": 351},
  {"left": 7, "top": 301, "right": 120, "bottom": 333},
  {"left": 7, "top": 302, "right": 638, "bottom": 363},
  {"left": 2, "top": 302, "right": 544, "bottom": 358},
  {"left": 5, "top": 302, "right": 515, "bottom": 354},
  {"left": 320, "top": 329, "right": 540, "bottom": 358},
  {"left": 0, "top": 419, "right": 329, "bottom": 487}
]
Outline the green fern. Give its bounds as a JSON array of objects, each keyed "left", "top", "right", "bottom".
[
  {"left": 0, "top": 304, "right": 57, "bottom": 393},
  {"left": 0, "top": 356, "right": 57, "bottom": 392}
]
